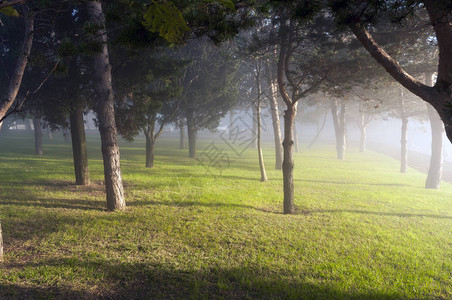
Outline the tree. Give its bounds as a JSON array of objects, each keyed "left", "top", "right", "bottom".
[
  {"left": 87, "top": 0, "right": 124, "bottom": 211},
  {"left": 178, "top": 39, "right": 240, "bottom": 158},
  {"left": 331, "top": 1, "right": 452, "bottom": 145}
]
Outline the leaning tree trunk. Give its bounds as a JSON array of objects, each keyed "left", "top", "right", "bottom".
[
  {"left": 33, "top": 116, "right": 43, "bottom": 155},
  {"left": 186, "top": 115, "right": 197, "bottom": 158},
  {"left": 251, "top": 106, "right": 258, "bottom": 149},
  {"left": 0, "top": 9, "right": 33, "bottom": 129},
  {"left": 308, "top": 111, "right": 328, "bottom": 149},
  {"left": 70, "top": 106, "right": 90, "bottom": 185},
  {"left": 282, "top": 105, "right": 297, "bottom": 214},
  {"left": 87, "top": 0, "right": 125, "bottom": 211}
]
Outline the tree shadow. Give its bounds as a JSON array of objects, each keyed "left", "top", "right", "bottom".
[
  {"left": 303, "top": 209, "right": 452, "bottom": 220},
  {"left": 0, "top": 257, "right": 409, "bottom": 300},
  {"left": 295, "top": 179, "right": 417, "bottom": 188}
]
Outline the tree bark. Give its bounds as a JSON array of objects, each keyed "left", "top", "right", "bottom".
[
  {"left": 145, "top": 122, "right": 156, "bottom": 168},
  {"left": 179, "top": 120, "right": 185, "bottom": 149},
  {"left": 265, "top": 63, "right": 283, "bottom": 170},
  {"left": 87, "top": 1, "right": 125, "bottom": 211},
  {"left": 0, "top": 9, "right": 33, "bottom": 128},
  {"left": 251, "top": 105, "right": 257, "bottom": 149},
  {"left": 359, "top": 125, "right": 367, "bottom": 153},
  {"left": 187, "top": 115, "right": 197, "bottom": 158},
  {"left": 70, "top": 106, "right": 90, "bottom": 185},
  {"left": 33, "top": 116, "right": 43, "bottom": 155},
  {"left": 282, "top": 105, "right": 296, "bottom": 214},
  {"left": 255, "top": 61, "right": 267, "bottom": 182},
  {"left": 425, "top": 103, "right": 444, "bottom": 188},
  {"left": 331, "top": 99, "right": 347, "bottom": 160}
]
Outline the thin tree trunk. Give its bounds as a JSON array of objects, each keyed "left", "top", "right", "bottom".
[
  {"left": 187, "top": 116, "right": 197, "bottom": 158},
  {"left": 179, "top": 121, "right": 185, "bottom": 149},
  {"left": 145, "top": 122, "right": 156, "bottom": 168},
  {"left": 256, "top": 61, "right": 267, "bottom": 182},
  {"left": 251, "top": 106, "right": 257, "bottom": 149},
  {"left": 229, "top": 110, "right": 234, "bottom": 140},
  {"left": 359, "top": 126, "right": 367, "bottom": 153},
  {"left": 0, "top": 9, "right": 33, "bottom": 128},
  {"left": 282, "top": 105, "right": 296, "bottom": 214},
  {"left": 33, "top": 116, "right": 43, "bottom": 155},
  {"left": 70, "top": 106, "right": 90, "bottom": 185},
  {"left": 266, "top": 66, "right": 283, "bottom": 169},
  {"left": 87, "top": 0, "right": 125, "bottom": 211}
]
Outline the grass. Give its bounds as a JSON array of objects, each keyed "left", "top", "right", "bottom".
[{"left": 0, "top": 132, "right": 451, "bottom": 299}]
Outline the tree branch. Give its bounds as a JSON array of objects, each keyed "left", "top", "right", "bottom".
[{"left": 350, "top": 23, "right": 435, "bottom": 103}]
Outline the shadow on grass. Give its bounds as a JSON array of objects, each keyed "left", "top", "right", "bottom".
[
  {"left": 296, "top": 179, "right": 417, "bottom": 188},
  {"left": 305, "top": 209, "right": 452, "bottom": 220},
  {"left": 0, "top": 257, "right": 407, "bottom": 300}
]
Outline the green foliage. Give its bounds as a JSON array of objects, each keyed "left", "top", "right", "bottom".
[
  {"left": 0, "top": 5, "right": 19, "bottom": 17},
  {"left": 142, "top": 1, "right": 190, "bottom": 44}
]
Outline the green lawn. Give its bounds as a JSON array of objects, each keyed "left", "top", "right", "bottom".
[{"left": 0, "top": 133, "right": 451, "bottom": 299}]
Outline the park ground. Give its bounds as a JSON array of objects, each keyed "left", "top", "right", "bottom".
[{"left": 0, "top": 133, "right": 451, "bottom": 299}]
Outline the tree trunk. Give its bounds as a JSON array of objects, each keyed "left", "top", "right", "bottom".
[
  {"left": 70, "top": 106, "right": 90, "bottom": 185},
  {"left": 179, "top": 121, "right": 185, "bottom": 149},
  {"left": 425, "top": 104, "right": 444, "bottom": 188},
  {"left": 331, "top": 99, "right": 346, "bottom": 160},
  {"left": 187, "top": 116, "right": 197, "bottom": 158},
  {"left": 228, "top": 110, "right": 234, "bottom": 140},
  {"left": 251, "top": 106, "right": 257, "bottom": 149},
  {"left": 145, "top": 124, "right": 156, "bottom": 168},
  {"left": 282, "top": 105, "right": 296, "bottom": 214},
  {"left": 0, "top": 9, "right": 33, "bottom": 128},
  {"left": 33, "top": 116, "right": 43, "bottom": 155},
  {"left": 266, "top": 68, "right": 283, "bottom": 169},
  {"left": 87, "top": 0, "right": 125, "bottom": 211},
  {"left": 256, "top": 62, "right": 267, "bottom": 182},
  {"left": 359, "top": 126, "right": 367, "bottom": 153},
  {"left": 425, "top": 73, "right": 444, "bottom": 189}
]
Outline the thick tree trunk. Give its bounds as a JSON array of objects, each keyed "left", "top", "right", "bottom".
[
  {"left": 33, "top": 116, "right": 43, "bottom": 155},
  {"left": 266, "top": 69, "right": 283, "bottom": 169},
  {"left": 282, "top": 105, "right": 296, "bottom": 214},
  {"left": 70, "top": 106, "right": 90, "bottom": 185},
  {"left": 425, "top": 73, "right": 444, "bottom": 189},
  {"left": 425, "top": 103, "right": 444, "bottom": 188},
  {"left": 187, "top": 116, "right": 197, "bottom": 158},
  {"left": 145, "top": 125, "right": 156, "bottom": 168},
  {"left": 87, "top": 1, "right": 125, "bottom": 211},
  {"left": 0, "top": 10, "right": 33, "bottom": 127},
  {"left": 331, "top": 99, "right": 347, "bottom": 160}
]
